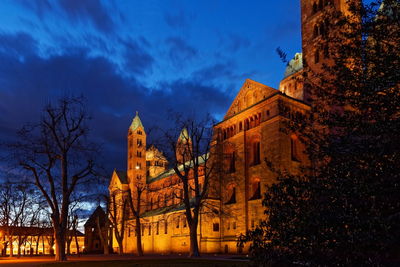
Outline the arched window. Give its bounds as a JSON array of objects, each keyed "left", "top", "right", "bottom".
[
  {"left": 291, "top": 135, "right": 300, "bottom": 161},
  {"left": 225, "top": 184, "right": 236, "bottom": 205},
  {"left": 315, "top": 50, "right": 320, "bottom": 63},
  {"left": 320, "top": 23, "right": 325, "bottom": 37},
  {"left": 245, "top": 119, "right": 249, "bottom": 130},
  {"left": 164, "top": 193, "right": 168, "bottom": 206},
  {"left": 250, "top": 117, "right": 254, "bottom": 129},
  {"left": 318, "top": 0, "right": 323, "bottom": 10},
  {"left": 324, "top": 45, "right": 330, "bottom": 59},
  {"left": 313, "top": 2, "right": 318, "bottom": 14},
  {"left": 249, "top": 178, "right": 261, "bottom": 200},
  {"left": 313, "top": 25, "right": 319, "bottom": 38},
  {"left": 239, "top": 122, "right": 243, "bottom": 131},
  {"left": 252, "top": 141, "right": 261, "bottom": 165}
]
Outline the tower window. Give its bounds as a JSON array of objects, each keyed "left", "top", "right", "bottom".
[
  {"left": 249, "top": 180, "right": 261, "bottom": 200},
  {"left": 225, "top": 186, "right": 236, "bottom": 205},
  {"left": 324, "top": 45, "right": 330, "bottom": 58},
  {"left": 318, "top": 0, "right": 323, "bottom": 10},
  {"left": 213, "top": 223, "right": 220, "bottom": 232},
  {"left": 137, "top": 139, "right": 142, "bottom": 146},
  {"left": 252, "top": 141, "right": 261, "bottom": 166},
  {"left": 315, "top": 50, "right": 320, "bottom": 64},
  {"left": 312, "top": 2, "right": 318, "bottom": 14},
  {"left": 291, "top": 136, "right": 300, "bottom": 162},
  {"left": 313, "top": 25, "right": 319, "bottom": 38}
]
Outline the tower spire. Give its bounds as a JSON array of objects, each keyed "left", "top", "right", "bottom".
[{"left": 130, "top": 111, "right": 144, "bottom": 132}]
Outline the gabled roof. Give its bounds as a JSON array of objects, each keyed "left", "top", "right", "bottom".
[
  {"left": 129, "top": 111, "right": 144, "bottom": 132},
  {"left": 108, "top": 169, "right": 129, "bottom": 191},
  {"left": 115, "top": 170, "right": 128, "bottom": 184},
  {"left": 224, "top": 79, "right": 277, "bottom": 120},
  {"left": 84, "top": 206, "right": 107, "bottom": 228}
]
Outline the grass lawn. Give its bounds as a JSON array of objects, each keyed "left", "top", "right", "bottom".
[{"left": 40, "top": 258, "right": 250, "bottom": 267}]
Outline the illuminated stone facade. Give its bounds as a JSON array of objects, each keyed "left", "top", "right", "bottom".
[{"left": 108, "top": 0, "right": 351, "bottom": 255}]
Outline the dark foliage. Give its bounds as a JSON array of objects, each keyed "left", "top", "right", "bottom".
[{"left": 239, "top": 1, "right": 400, "bottom": 266}]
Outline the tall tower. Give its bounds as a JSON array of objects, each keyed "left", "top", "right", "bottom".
[
  {"left": 301, "top": 0, "right": 351, "bottom": 73},
  {"left": 127, "top": 112, "right": 147, "bottom": 188},
  {"left": 176, "top": 128, "right": 192, "bottom": 164}
]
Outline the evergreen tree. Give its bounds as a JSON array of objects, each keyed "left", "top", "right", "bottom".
[{"left": 239, "top": 1, "right": 400, "bottom": 265}]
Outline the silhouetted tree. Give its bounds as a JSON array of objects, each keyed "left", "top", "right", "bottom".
[
  {"left": 11, "top": 97, "right": 98, "bottom": 261},
  {"left": 240, "top": 1, "right": 400, "bottom": 266},
  {"left": 160, "top": 114, "right": 217, "bottom": 257}
]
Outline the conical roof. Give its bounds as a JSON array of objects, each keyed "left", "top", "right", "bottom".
[
  {"left": 178, "top": 128, "right": 191, "bottom": 142},
  {"left": 130, "top": 111, "right": 144, "bottom": 132}
]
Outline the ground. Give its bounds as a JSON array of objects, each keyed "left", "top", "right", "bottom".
[{"left": 0, "top": 255, "right": 249, "bottom": 267}]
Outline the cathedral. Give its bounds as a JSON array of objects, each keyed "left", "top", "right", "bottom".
[{"left": 108, "top": 0, "right": 351, "bottom": 254}]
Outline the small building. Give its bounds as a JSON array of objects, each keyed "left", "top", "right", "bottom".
[
  {"left": 0, "top": 226, "right": 84, "bottom": 256},
  {"left": 84, "top": 206, "right": 112, "bottom": 254}
]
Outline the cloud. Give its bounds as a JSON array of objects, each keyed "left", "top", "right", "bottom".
[
  {"left": 120, "top": 38, "right": 154, "bottom": 76},
  {"left": 218, "top": 33, "right": 251, "bottom": 52},
  {"left": 0, "top": 32, "right": 232, "bottom": 175},
  {"left": 165, "top": 37, "right": 197, "bottom": 67},
  {"left": 58, "top": 0, "right": 116, "bottom": 33},
  {"left": 17, "top": 0, "right": 117, "bottom": 34},
  {"left": 0, "top": 32, "right": 37, "bottom": 58},
  {"left": 192, "top": 61, "right": 256, "bottom": 83}
]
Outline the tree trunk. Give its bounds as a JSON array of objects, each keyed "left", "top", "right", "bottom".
[
  {"left": 35, "top": 235, "right": 40, "bottom": 255},
  {"left": 135, "top": 217, "right": 143, "bottom": 256},
  {"left": 96, "top": 216, "right": 109, "bottom": 255},
  {"left": 66, "top": 238, "right": 71, "bottom": 255},
  {"left": 42, "top": 236, "right": 45, "bottom": 255},
  {"left": 54, "top": 227, "right": 67, "bottom": 261},
  {"left": 8, "top": 235, "right": 13, "bottom": 257},
  {"left": 116, "top": 237, "right": 124, "bottom": 255},
  {"left": 17, "top": 236, "right": 21, "bottom": 258},
  {"left": 74, "top": 232, "right": 80, "bottom": 257},
  {"left": 189, "top": 220, "right": 200, "bottom": 257}
]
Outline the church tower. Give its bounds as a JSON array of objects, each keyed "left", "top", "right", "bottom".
[
  {"left": 301, "top": 0, "right": 352, "bottom": 73},
  {"left": 127, "top": 112, "right": 147, "bottom": 188},
  {"left": 176, "top": 128, "right": 192, "bottom": 164},
  {"left": 300, "top": 0, "right": 355, "bottom": 101}
]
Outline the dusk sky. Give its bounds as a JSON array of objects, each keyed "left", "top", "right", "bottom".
[{"left": 0, "top": 0, "right": 301, "bottom": 176}]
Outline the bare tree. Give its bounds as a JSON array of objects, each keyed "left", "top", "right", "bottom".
[
  {"left": 126, "top": 184, "right": 146, "bottom": 256},
  {"left": 108, "top": 191, "right": 128, "bottom": 255},
  {"left": 161, "top": 114, "right": 217, "bottom": 257},
  {"left": 10, "top": 97, "right": 98, "bottom": 261},
  {"left": 95, "top": 208, "right": 110, "bottom": 255}
]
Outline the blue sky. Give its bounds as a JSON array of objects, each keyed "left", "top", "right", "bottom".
[{"left": 0, "top": 0, "right": 301, "bottom": 174}]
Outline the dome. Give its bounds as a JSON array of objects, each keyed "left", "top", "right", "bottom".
[{"left": 283, "top": 53, "right": 303, "bottom": 78}]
